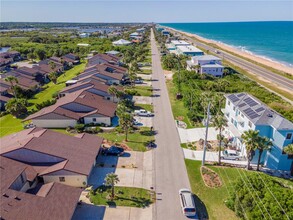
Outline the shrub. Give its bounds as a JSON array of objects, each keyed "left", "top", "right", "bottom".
[{"left": 75, "top": 124, "right": 85, "bottom": 133}]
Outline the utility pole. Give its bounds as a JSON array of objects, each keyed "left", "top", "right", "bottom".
[{"left": 202, "top": 102, "right": 211, "bottom": 166}]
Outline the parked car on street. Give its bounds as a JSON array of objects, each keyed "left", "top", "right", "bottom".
[
  {"left": 102, "top": 146, "right": 124, "bottom": 156},
  {"left": 134, "top": 79, "right": 143, "bottom": 84},
  {"left": 134, "top": 109, "right": 154, "bottom": 117},
  {"left": 220, "top": 150, "right": 242, "bottom": 160},
  {"left": 179, "top": 189, "right": 196, "bottom": 217}
]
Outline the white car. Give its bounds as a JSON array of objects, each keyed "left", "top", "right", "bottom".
[
  {"left": 134, "top": 109, "right": 153, "bottom": 117},
  {"left": 179, "top": 189, "right": 196, "bottom": 217},
  {"left": 220, "top": 150, "right": 242, "bottom": 160}
]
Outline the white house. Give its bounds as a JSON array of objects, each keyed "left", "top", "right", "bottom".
[
  {"left": 223, "top": 93, "right": 293, "bottom": 173},
  {"left": 186, "top": 55, "right": 224, "bottom": 77},
  {"left": 79, "top": 33, "right": 90, "bottom": 38},
  {"left": 112, "top": 39, "right": 132, "bottom": 46}
]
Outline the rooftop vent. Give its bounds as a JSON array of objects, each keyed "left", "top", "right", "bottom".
[
  {"left": 14, "top": 196, "right": 21, "bottom": 201},
  {"left": 2, "top": 194, "right": 9, "bottom": 198},
  {"left": 267, "top": 114, "right": 273, "bottom": 118}
]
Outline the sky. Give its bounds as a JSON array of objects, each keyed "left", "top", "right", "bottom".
[{"left": 1, "top": 0, "right": 293, "bottom": 23}]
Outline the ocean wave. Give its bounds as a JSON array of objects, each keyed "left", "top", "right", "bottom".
[{"left": 215, "top": 41, "right": 293, "bottom": 67}]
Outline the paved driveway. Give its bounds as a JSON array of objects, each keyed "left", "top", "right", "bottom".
[
  {"left": 177, "top": 127, "right": 219, "bottom": 143},
  {"left": 133, "top": 96, "right": 152, "bottom": 104},
  {"left": 134, "top": 116, "right": 153, "bottom": 127},
  {"left": 183, "top": 149, "right": 247, "bottom": 166},
  {"left": 104, "top": 205, "right": 153, "bottom": 220},
  {"left": 89, "top": 151, "right": 153, "bottom": 190},
  {"left": 72, "top": 203, "right": 106, "bottom": 220}
]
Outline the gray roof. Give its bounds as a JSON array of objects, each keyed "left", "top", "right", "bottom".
[
  {"left": 225, "top": 93, "right": 293, "bottom": 130},
  {"left": 201, "top": 64, "right": 224, "bottom": 68},
  {"left": 192, "top": 55, "right": 221, "bottom": 61}
]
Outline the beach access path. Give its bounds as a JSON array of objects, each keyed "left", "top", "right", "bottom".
[
  {"left": 151, "top": 29, "right": 192, "bottom": 220},
  {"left": 168, "top": 29, "right": 293, "bottom": 97}
]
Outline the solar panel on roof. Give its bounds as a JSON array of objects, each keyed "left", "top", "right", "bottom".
[
  {"left": 255, "top": 107, "right": 265, "bottom": 112},
  {"left": 244, "top": 97, "right": 258, "bottom": 107},
  {"left": 229, "top": 95, "right": 239, "bottom": 102},
  {"left": 243, "top": 108, "right": 259, "bottom": 120},
  {"left": 237, "top": 93, "right": 245, "bottom": 97},
  {"left": 238, "top": 103, "right": 246, "bottom": 108}
]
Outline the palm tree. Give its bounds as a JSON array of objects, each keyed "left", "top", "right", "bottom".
[
  {"left": 5, "top": 76, "right": 18, "bottom": 98},
  {"left": 108, "top": 86, "right": 119, "bottom": 101},
  {"left": 119, "top": 113, "right": 133, "bottom": 141},
  {"left": 214, "top": 114, "right": 228, "bottom": 164},
  {"left": 256, "top": 136, "right": 272, "bottom": 171},
  {"left": 48, "top": 72, "right": 58, "bottom": 84},
  {"left": 241, "top": 130, "right": 259, "bottom": 170},
  {"left": 5, "top": 98, "right": 28, "bottom": 117},
  {"left": 104, "top": 173, "right": 120, "bottom": 200},
  {"left": 284, "top": 144, "right": 293, "bottom": 155}
]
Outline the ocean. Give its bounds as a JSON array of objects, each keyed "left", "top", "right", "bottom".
[{"left": 162, "top": 21, "right": 293, "bottom": 67}]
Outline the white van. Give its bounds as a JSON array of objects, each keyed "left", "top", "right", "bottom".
[
  {"left": 220, "top": 150, "right": 242, "bottom": 160},
  {"left": 179, "top": 189, "right": 196, "bottom": 217}
]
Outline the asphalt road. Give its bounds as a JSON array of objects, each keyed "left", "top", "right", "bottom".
[
  {"left": 171, "top": 30, "right": 293, "bottom": 92},
  {"left": 150, "top": 29, "right": 192, "bottom": 220}
]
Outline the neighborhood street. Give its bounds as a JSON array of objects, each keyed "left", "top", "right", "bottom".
[{"left": 151, "top": 29, "right": 192, "bottom": 220}]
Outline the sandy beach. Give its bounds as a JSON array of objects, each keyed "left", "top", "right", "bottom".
[{"left": 166, "top": 27, "right": 293, "bottom": 76}]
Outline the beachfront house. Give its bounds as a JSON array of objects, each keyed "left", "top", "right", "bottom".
[
  {"left": 223, "top": 93, "right": 293, "bottom": 174},
  {"left": 176, "top": 45, "right": 204, "bottom": 56},
  {"left": 186, "top": 55, "right": 224, "bottom": 77}
]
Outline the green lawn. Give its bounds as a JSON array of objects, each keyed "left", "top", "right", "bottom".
[
  {"left": 90, "top": 186, "right": 154, "bottom": 208},
  {"left": 29, "top": 63, "right": 86, "bottom": 108},
  {"left": 132, "top": 86, "right": 153, "bottom": 97},
  {"left": 134, "top": 104, "right": 154, "bottom": 112},
  {"left": 0, "top": 63, "right": 86, "bottom": 137},
  {"left": 0, "top": 114, "right": 23, "bottom": 137},
  {"left": 185, "top": 159, "right": 239, "bottom": 220},
  {"left": 98, "top": 127, "right": 154, "bottom": 152},
  {"left": 166, "top": 80, "right": 193, "bottom": 128},
  {"left": 140, "top": 68, "right": 152, "bottom": 75}
]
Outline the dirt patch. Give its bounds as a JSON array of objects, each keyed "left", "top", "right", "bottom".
[
  {"left": 164, "top": 70, "right": 173, "bottom": 80},
  {"left": 201, "top": 166, "right": 222, "bottom": 188},
  {"left": 194, "top": 139, "right": 218, "bottom": 151}
]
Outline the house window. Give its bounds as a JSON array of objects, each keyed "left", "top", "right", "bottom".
[
  {"left": 231, "top": 118, "right": 234, "bottom": 123},
  {"left": 233, "top": 106, "right": 236, "bottom": 111},
  {"left": 241, "top": 114, "right": 244, "bottom": 118},
  {"left": 59, "top": 177, "right": 65, "bottom": 182},
  {"left": 20, "top": 174, "right": 25, "bottom": 184},
  {"left": 93, "top": 118, "right": 96, "bottom": 122},
  {"left": 228, "top": 101, "right": 230, "bottom": 106},
  {"left": 248, "top": 121, "right": 252, "bottom": 128},
  {"left": 286, "top": 133, "right": 292, "bottom": 140}
]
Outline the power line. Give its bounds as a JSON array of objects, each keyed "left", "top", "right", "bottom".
[
  {"left": 209, "top": 153, "right": 249, "bottom": 220},
  {"left": 236, "top": 168, "right": 268, "bottom": 220},
  {"left": 255, "top": 171, "right": 290, "bottom": 220}
]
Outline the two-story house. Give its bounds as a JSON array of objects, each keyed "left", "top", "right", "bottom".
[
  {"left": 186, "top": 55, "right": 224, "bottom": 77},
  {"left": 223, "top": 93, "right": 293, "bottom": 173}
]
